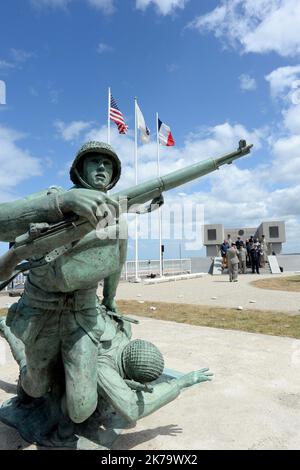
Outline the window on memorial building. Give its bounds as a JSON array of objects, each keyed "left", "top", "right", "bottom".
[
  {"left": 269, "top": 226, "right": 279, "bottom": 238},
  {"left": 207, "top": 229, "right": 217, "bottom": 241}
]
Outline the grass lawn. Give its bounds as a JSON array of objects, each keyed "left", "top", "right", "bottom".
[
  {"left": 118, "top": 299, "right": 300, "bottom": 340},
  {"left": 251, "top": 275, "right": 300, "bottom": 293},
  {"left": 2, "top": 300, "right": 300, "bottom": 339}
]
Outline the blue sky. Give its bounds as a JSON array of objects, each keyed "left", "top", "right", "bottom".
[{"left": 1, "top": 0, "right": 300, "bottom": 260}]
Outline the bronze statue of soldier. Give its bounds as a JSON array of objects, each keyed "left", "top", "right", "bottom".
[
  {"left": 0, "top": 142, "right": 127, "bottom": 428},
  {"left": 0, "top": 139, "right": 253, "bottom": 447}
]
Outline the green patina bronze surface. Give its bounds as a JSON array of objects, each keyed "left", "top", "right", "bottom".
[{"left": 0, "top": 139, "right": 252, "bottom": 448}]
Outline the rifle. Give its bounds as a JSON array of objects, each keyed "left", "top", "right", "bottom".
[{"left": 0, "top": 140, "right": 253, "bottom": 283}]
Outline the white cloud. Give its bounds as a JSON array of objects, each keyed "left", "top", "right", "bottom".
[
  {"left": 283, "top": 217, "right": 300, "bottom": 251},
  {"left": 239, "top": 74, "right": 257, "bottom": 91},
  {"left": 53, "top": 118, "right": 300, "bottom": 252},
  {"left": 283, "top": 105, "right": 300, "bottom": 133},
  {"left": 270, "top": 186, "right": 300, "bottom": 217},
  {"left": 271, "top": 134, "right": 300, "bottom": 183},
  {"left": 31, "top": 0, "right": 189, "bottom": 15},
  {"left": 166, "top": 63, "right": 179, "bottom": 73},
  {"left": 0, "top": 125, "right": 42, "bottom": 195},
  {"left": 49, "top": 89, "right": 61, "bottom": 104},
  {"left": 87, "top": 0, "right": 114, "bottom": 14},
  {"left": 0, "top": 60, "right": 15, "bottom": 71},
  {"left": 48, "top": 83, "right": 64, "bottom": 104},
  {"left": 167, "top": 167, "right": 300, "bottom": 252},
  {"left": 31, "top": 0, "right": 71, "bottom": 8},
  {"left": 136, "top": 0, "right": 189, "bottom": 16},
  {"left": 97, "top": 42, "right": 114, "bottom": 54},
  {"left": 10, "top": 48, "right": 34, "bottom": 64},
  {"left": 0, "top": 49, "right": 34, "bottom": 75},
  {"left": 190, "top": 0, "right": 300, "bottom": 58},
  {"left": 58, "top": 160, "right": 73, "bottom": 177},
  {"left": 81, "top": 121, "right": 264, "bottom": 247},
  {"left": 265, "top": 65, "right": 300, "bottom": 100},
  {"left": 31, "top": 0, "right": 115, "bottom": 13},
  {"left": 29, "top": 86, "right": 39, "bottom": 97},
  {"left": 83, "top": 121, "right": 263, "bottom": 213},
  {"left": 264, "top": 65, "right": 300, "bottom": 184},
  {"left": 55, "top": 120, "right": 93, "bottom": 141},
  {"left": 183, "top": 122, "right": 263, "bottom": 160},
  {"left": 82, "top": 120, "right": 262, "bottom": 191}
]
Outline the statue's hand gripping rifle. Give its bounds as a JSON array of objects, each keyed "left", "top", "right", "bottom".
[{"left": 0, "top": 140, "right": 253, "bottom": 284}]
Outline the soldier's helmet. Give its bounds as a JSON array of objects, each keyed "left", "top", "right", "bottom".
[
  {"left": 122, "top": 339, "right": 164, "bottom": 383},
  {"left": 70, "top": 141, "right": 121, "bottom": 191}
]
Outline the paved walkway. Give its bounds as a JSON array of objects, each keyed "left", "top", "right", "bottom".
[
  {"left": 1, "top": 272, "right": 299, "bottom": 314},
  {"left": 1, "top": 317, "right": 300, "bottom": 450},
  {"left": 116, "top": 272, "right": 300, "bottom": 313}
]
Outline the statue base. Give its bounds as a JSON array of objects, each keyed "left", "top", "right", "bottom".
[
  {"left": 0, "top": 369, "right": 183, "bottom": 449},
  {"left": 0, "top": 395, "right": 129, "bottom": 450}
]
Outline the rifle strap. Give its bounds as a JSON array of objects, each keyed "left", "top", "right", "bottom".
[
  {"left": 0, "top": 242, "right": 75, "bottom": 292},
  {"left": 0, "top": 258, "right": 48, "bottom": 292}
]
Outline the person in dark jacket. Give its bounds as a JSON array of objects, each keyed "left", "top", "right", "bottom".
[
  {"left": 220, "top": 240, "right": 229, "bottom": 268},
  {"left": 235, "top": 236, "right": 242, "bottom": 249},
  {"left": 250, "top": 244, "right": 262, "bottom": 274},
  {"left": 246, "top": 238, "right": 253, "bottom": 267}
]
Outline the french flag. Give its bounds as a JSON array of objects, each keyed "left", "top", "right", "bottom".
[{"left": 158, "top": 118, "right": 175, "bottom": 147}]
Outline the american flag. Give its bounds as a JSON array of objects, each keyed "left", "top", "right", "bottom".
[{"left": 110, "top": 95, "right": 128, "bottom": 134}]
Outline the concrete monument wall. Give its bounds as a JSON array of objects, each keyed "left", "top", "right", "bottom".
[{"left": 203, "top": 221, "right": 286, "bottom": 256}]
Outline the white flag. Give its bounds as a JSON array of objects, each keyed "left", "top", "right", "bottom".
[{"left": 136, "top": 102, "right": 150, "bottom": 143}]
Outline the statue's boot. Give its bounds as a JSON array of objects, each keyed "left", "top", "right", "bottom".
[
  {"left": 57, "top": 396, "right": 75, "bottom": 440},
  {"left": 17, "top": 367, "right": 35, "bottom": 404},
  {"left": 57, "top": 414, "right": 75, "bottom": 441},
  {"left": 45, "top": 395, "right": 76, "bottom": 445}
]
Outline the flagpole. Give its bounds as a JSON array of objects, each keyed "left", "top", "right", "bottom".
[
  {"left": 134, "top": 98, "right": 139, "bottom": 282},
  {"left": 107, "top": 87, "right": 111, "bottom": 144},
  {"left": 156, "top": 112, "right": 163, "bottom": 277}
]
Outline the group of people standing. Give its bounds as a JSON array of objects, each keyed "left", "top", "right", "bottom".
[{"left": 220, "top": 234, "right": 269, "bottom": 282}]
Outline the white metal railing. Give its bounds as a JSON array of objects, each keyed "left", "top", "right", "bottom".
[
  {"left": 5, "top": 273, "right": 27, "bottom": 291},
  {"left": 4, "top": 262, "right": 192, "bottom": 288},
  {"left": 123, "top": 258, "right": 191, "bottom": 280}
]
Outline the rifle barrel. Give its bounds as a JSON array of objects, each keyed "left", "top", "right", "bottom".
[{"left": 114, "top": 143, "right": 252, "bottom": 207}]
